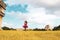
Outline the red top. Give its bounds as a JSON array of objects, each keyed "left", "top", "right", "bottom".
[{"left": 23, "top": 21, "right": 28, "bottom": 28}]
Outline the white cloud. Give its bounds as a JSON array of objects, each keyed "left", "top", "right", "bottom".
[
  {"left": 2, "top": 21, "right": 14, "bottom": 28},
  {"left": 27, "top": 7, "right": 58, "bottom": 25},
  {"left": 37, "top": 0, "right": 60, "bottom": 6},
  {"left": 5, "top": 0, "right": 60, "bottom": 6},
  {"left": 4, "top": 0, "right": 27, "bottom": 6},
  {"left": 4, "top": 0, "right": 60, "bottom": 28},
  {"left": 4, "top": 0, "right": 60, "bottom": 16},
  {"left": 54, "top": 10, "right": 60, "bottom": 17},
  {"left": 5, "top": 6, "right": 59, "bottom": 28}
]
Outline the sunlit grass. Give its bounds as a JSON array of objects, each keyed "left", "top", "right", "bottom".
[{"left": 0, "top": 30, "right": 60, "bottom": 40}]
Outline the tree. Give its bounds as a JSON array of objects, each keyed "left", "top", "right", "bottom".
[
  {"left": 53, "top": 25, "right": 60, "bottom": 30},
  {"left": 33, "top": 28, "right": 45, "bottom": 31},
  {"left": 2, "top": 26, "right": 10, "bottom": 30},
  {"left": 45, "top": 25, "right": 50, "bottom": 31},
  {"left": 2, "top": 26, "right": 16, "bottom": 30}
]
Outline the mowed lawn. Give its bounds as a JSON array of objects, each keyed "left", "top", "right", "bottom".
[{"left": 0, "top": 30, "right": 60, "bottom": 40}]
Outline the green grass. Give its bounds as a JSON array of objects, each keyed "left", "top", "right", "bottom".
[{"left": 0, "top": 30, "right": 60, "bottom": 40}]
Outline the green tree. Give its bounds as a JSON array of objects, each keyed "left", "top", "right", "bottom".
[
  {"left": 2, "top": 26, "right": 10, "bottom": 30},
  {"left": 53, "top": 25, "right": 60, "bottom": 30}
]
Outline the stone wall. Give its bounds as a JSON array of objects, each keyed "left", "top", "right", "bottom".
[{"left": 0, "top": 0, "right": 6, "bottom": 30}]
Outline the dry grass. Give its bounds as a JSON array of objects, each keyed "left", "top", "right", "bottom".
[{"left": 0, "top": 30, "right": 60, "bottom": 40}]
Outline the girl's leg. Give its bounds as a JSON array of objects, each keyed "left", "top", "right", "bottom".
[
  {"left": 24, "top": 28, "right": 26, "bottom": 31},
  {"left": 25, "top": 28, "right": 26, "bottom": 31}
]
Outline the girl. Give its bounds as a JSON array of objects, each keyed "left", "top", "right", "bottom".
[{"left": 23, "top": 21, "right": 28, "bottom": 31}]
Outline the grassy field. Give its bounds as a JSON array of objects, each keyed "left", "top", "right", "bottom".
[{"left": 0, "top": 30, "right": 60, "bottom": 40}]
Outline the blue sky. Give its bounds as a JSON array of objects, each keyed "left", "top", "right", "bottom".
[{"left": 2, "top": 0, "right": 60, "bottom": 29}]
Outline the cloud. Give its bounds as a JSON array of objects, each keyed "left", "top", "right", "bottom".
[
  {"left": 4, "top": 0, "right": 27, "bottom": 6},
  {"left": 54, "top": 10, "right": 60, "bottom": 17},
  {"left": 5, "top": 0, "right": 60, "bottom": 16},
  {"left": 2, "top": 21, "right": 14, "bottom": 28},
  {"left": 6, "top": 6, "right": 59, "bottom": 27},
  {"left": 34, "top": 0, "right": 60, "bottom": 6},
  {"left": 4, "top": 0, "right": 60, "bottom": 28},
  {"left": 27, "top": 7, "right": 58, "bottom": 25},
  {"left": 5, "top": 0, "right": 60, "bottom": 6}
]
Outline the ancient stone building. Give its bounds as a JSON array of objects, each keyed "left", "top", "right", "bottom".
[{"left": 0, "top": 0, "right": 6, "bottom": 29}]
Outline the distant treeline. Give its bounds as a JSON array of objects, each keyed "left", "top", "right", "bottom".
[
  {"left": 33, "top": 28, "right": 46, "bottom": 31},
  {"left": 2, "top": 26, "right": 16, "bottom": 30},
  {"left": 2, "top": 25, "right": 60, "bottom": 31},
  {"left": 53, "top": 25, "right": 60, "bottom": 31}
]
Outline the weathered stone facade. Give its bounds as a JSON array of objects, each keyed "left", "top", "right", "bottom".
[{"left": 0, "top": 0, "right": 6, "bottom": 29}]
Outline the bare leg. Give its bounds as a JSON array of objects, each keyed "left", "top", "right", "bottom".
[{"left": 25, "top": 28, "right": 26, "bottom": 31}]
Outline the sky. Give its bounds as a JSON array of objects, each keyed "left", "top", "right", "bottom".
[{"left": 2, "top": 0, "right": 60, "bottom": 29}]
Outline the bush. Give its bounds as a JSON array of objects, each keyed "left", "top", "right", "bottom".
[
  {"left": 53, "top": 25, "right": 60, "bottom": 31},
  {"left": 33, "top": 28, "right": 46, "bottom": 31},
  {"left": 2, "top": 26, "right": 16, "bottom": 30},
  {"left": 2, "top": 26, "right": 10, "bottom": 30}
]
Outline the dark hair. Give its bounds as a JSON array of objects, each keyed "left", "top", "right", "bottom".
[{"left": 25, "top": 21, "right": 27, "bottom": 23}]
